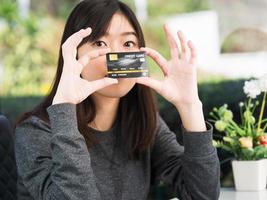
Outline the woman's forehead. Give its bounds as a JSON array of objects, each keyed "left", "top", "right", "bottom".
[{"left": 104, "top": 13, "right": 136, "bottom": 37}]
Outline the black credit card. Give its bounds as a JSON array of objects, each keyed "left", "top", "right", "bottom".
[{"left": 106, "top": 51, "right": 149, "bottom": 78}]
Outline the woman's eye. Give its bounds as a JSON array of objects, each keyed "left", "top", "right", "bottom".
[
  {"left": 124, "top": 41, "right": 136, "bottom": 48},
  {"left": 93, "top": 41, "right": 107, "bottom": 47}
]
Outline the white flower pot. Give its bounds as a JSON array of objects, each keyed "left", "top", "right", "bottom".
[{"left": 232, "top": 159, "right": 267, "bottom": 191}]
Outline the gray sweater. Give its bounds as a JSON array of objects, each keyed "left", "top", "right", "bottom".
[{"left": 15, "top": 103, "right": 220, "bottom": 200}]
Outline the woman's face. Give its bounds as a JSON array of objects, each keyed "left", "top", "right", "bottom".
[{"left": 78, "top": 12, "right": 140, "bottom": 98}]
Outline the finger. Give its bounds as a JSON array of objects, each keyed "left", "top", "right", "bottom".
[
  {"left": 88, "top": 48, "right": 110, "bottom": 60},
  {"left": 87, "top": 77, "right": 118, "bottom": 93},
  {"left": 62, "top": 27, "right": 92, "bottom": 59},
  {"left": 77, "top": 48, "right": 110, "bottom": 69},
  {"left": 77, "top": 54, "right": 89, "bottom": 67},
  {"left": 136, "top": 77, "right": 162, "bottom": 94},
  {"left": 67, "top": 27, "right": 92, "bottom": 48},
  {"left": 140, "top": 47, "right": 169, "bottom": 76},
  {"left": 188, "top": 40, "right": 197, "bottom": 65},
  {"left": 77, "top": 48, "right": 110, "bottom": 74},
  {"left": 163, "top": 24, "right": 179, "bottom": 59},
  {"left": 177, "top": 31, "right": 189, "bottom": 60}
]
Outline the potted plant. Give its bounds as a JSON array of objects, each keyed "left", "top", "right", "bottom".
[{"left": 209, "top": 74, "right": 267, "bottom": 191}]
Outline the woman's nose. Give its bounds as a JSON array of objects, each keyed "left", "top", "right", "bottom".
[{"left": 109, "top": 44, "right": 123, "bottom": 53}]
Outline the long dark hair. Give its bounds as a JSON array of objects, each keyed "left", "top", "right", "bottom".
[{"left": 16, "top": 0, "right": 158, "bottom": 160}]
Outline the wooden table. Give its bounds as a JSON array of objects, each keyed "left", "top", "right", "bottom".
[
  {"left": 169, "top": 187, "right": 267, "bottom": 200},
  {"left": 219, "top": 187, "right": 267, "bottom": 200}
]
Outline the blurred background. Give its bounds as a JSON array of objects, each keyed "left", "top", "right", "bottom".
[{"left": 0, "top": 0, "right": 267, "bottom": 199}]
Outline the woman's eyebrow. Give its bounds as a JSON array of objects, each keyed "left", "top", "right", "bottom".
[
  {"left": 121, "top": 31, "right": 137, "bottom": 37},
  {"left": 104, "top": 31, "right": 137, "bottom": 37}
]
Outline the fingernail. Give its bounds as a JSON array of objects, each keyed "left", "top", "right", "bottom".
[
  {"left": 140, "top": 47, "right": 147, "bottom": 53},
  {"left": 86, "top": 27, "right": 92, "bottom": 32}
]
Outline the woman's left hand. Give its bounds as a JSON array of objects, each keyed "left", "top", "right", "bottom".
[{"left": 136, "top": 24, "right": 201, "bottom": 108}]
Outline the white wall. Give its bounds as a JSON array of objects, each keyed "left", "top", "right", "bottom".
[
  {"left": 166, "top": 11, "right": 267, "bottom": 78},
  {"left": 166, "top": 11, "right": 220, "bottom": 69}
]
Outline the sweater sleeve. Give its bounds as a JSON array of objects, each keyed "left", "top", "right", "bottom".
[
  {"left": 15, "top": 103, "right": 101, "bottom": 200},
  {"left": 151, "top": 116, "right": 220, "bottom": 200}
]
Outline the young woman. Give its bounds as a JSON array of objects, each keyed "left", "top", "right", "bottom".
[{"left": 15, "top": 0, "right": 220, "bottom": 199}]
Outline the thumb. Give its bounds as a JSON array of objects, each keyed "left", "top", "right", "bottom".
[
  {"left": 136, "top": 77, "right": 162, "bottom": 94},
  {"left": 87, "top": 77, "right": 118, "bottom": 94}
]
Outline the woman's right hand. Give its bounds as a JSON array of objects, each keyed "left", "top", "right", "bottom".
[{"left": 52, "top": 27, "right": 118, "bottom": 105}]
